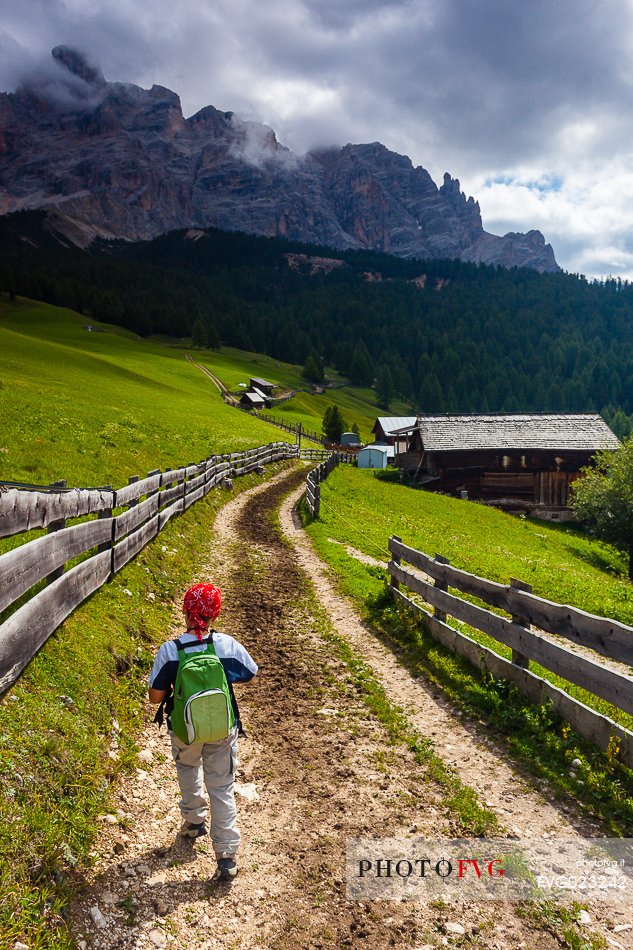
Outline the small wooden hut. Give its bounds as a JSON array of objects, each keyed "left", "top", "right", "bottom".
[{"left": 249, "top": 377, "right": 276, "bottom": 396}]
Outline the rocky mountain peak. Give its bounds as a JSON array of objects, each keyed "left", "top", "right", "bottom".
[
  {"left": 0, "top": 49, "right": 560, "bottom": 272},
  {"left": 51, "top": 46, "right": 105, "bottom": 87}
]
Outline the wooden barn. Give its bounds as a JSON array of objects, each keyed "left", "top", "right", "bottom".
[
  {"left": 239, "top": 388, "right": 267, "bottom": 409},
  {"left": 371, "top": 416, "right": 417, "bottom": 445},
  {"left": 393, "top": 413, "right": 620, "bottom": 519},
  {"left": 249, "top": 377, "right": 276, "bottom": 396}
]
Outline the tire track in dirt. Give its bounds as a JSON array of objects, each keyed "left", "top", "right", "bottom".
[{"left": 69, "top": 468, "right": 629, "bottom": 949}]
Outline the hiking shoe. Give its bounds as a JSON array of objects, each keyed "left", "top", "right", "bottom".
[
  {"left": 216, "top": 857, "right": 238, "bottom": 882},
  {"left": 181, "top": 820, "right": 207, "bottom": 839}
]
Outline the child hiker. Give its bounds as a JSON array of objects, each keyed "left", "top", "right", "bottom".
[{"left": 148, "top": 583, "right": 257, "bottom": 882}]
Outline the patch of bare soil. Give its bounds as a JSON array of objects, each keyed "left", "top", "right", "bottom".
[{"left": 69, "top": 469, "right": 632, "bottom": 949}]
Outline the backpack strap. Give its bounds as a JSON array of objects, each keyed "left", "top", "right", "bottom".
[
  {"left": 228, "top": 680, "right": 246, "bottom": 738},
  {"left": 174, "top": 633, "right": 214, "bottom": 650}
]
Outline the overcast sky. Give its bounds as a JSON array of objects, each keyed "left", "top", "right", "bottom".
[{"left": 1, "top": 0, "right": 633, "bottom": 278}]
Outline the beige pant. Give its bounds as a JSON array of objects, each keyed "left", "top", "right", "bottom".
[{"left": 169, "top": 728, "right": 240, "bottom": 857}]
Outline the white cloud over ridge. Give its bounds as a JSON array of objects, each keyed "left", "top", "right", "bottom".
[{"left": 1, "top": 0, "right": 633, "bottom": 277}]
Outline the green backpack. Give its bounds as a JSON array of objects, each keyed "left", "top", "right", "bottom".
[{"left": 170, "top": 634, "right": 234, "bottom": 744}]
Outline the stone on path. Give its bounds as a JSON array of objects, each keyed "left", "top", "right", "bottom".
[
  {"left": 148, "top": 928, "right": 167, "bottom": 948},
  {"left": 235, "top": 781, "right": 260, "bottom": 802}
]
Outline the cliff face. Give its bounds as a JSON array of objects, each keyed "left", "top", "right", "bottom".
[{"left": 0, "top": 47, "right": 559, "bottom": 272}]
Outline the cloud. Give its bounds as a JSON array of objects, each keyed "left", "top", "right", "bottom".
[{"left": 1, "top": 0, "right": 633, "bottom": 276}]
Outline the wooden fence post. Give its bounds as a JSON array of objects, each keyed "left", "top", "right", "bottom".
[
  {"left": 509, "top": 577, "right": 532, "bottom": 668},
  {"left": 433, "top": 553, "right": 451, "bottom": 622},
  {"left": 390, "top": 535, "right": 401, "bottom": 593},
  {"left": 45, "top": 480, "right": 67, "bottom": 583},
  {"left": 97, "top": 486, "right": 114, "bottom": 556},
  {"left": 147, "top": 469, "right": 160, "bottom": 497},
  {"left": 127, "top": 475, "right": 139, "bottom": 507}
]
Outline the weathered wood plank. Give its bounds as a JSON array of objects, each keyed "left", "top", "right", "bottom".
[
  {"left": 160, "top": 467, "right": 187, "bottom": 485},
  {"left": 114, "top": 473, "right": 161, "bottom": 508},
  {"left": 0, "top": 550, "right": 112, "bottom": 692},
  {"left": 159, "top": 482, "right": 185, "bottom": 508},
  {"left": 185, "top": 472, "right": 206, "bottom": 494},
  {"left": 113, "top": 493, "right": 160, "bottom": 541},
  {"left": 0, "top": 488, "right": 114, "bottom": 538},
  {"left": 389, "top": 538, "right": 509, "bottom": 608},
  {"left": 158, "top": 498, "right": 184, "bottom": 531},
  {"left": 183, "top": 485, "right": 205, "bottom": 510},
  {"left": 505, "top": 588, "right": 633, "bottom": 666},
  {"left": 112, "top": 515, "right": 159, "bottom": 573},
  {"left": 205, "top": 471, "right": 227, "bottom": 492},
  {"left": 389, "top": 537, "right": 633, "bottom": 665},
  {"left": 184, "top": 463, "right": 200, "bottom": 478},
  {"left": 391, "top": 587, "right": 633, "bottom": 769},
  {"left": 390, "top": 561, "right": 633, "bottom": 716},
  {"left": 0, "top": 519, "right": 113, "bottom": 613}
]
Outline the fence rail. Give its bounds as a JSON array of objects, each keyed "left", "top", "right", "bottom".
[
  {"left": 0, "top": 442, "right": 298, "bottom": 691},
  {"left": 387, "top": 536, "right": 633, "bottom": 768},
  {"left": 305, "top": 453, "right": 345, "bottom": 518},
  {"left": 247, "top": 409, "right": 325, "bottom": 446}
]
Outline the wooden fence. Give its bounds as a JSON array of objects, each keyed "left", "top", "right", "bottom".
[
  {"left": 251, "top": 411, "right": 325, "bottom": 446},
  {"left": 305, "top": 453, "right": 346, "bottom": 518},
  {"left": 300, "top": 447, "right": 356, "bottom": 463},
  {"left": 387, "top": 536, "right": 633, "bottom": 768},
  {"left": 0, "top": 442, "right": 298, "bottom": 692}
]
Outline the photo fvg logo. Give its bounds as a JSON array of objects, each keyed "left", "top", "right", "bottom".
[
  {"left": 347, "top": 838, "right": 633, "bottom": 903},
  {"left": 358, "top": 857, "right": 505, "bottom": 880}
]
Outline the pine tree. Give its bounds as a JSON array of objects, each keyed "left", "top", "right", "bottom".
[
  {"left": 349, "top": 341, "right": 374, "bottom": 386},
  {"left": 376, "top": 366, "right": 395, "bottom": 409},
  {"left": 302, "top": 350, "right": 324, "bottom": 383},
  {"left": 191, "top": 317, "right": 207, "bottom": 349},
  {"left": 322, "top": 405, "right": 347, "bottom": 441}
]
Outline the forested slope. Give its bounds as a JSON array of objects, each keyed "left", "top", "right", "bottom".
[{"left": 1, "top": 211, "right": 632, "bottom": 434}]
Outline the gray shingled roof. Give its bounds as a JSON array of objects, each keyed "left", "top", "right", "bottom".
[
  {"left": 375, "top": 416, "right": 417, "bottom": 435},
  {"left": 409, "top": 413, "right": 620, "bottom": 452}
]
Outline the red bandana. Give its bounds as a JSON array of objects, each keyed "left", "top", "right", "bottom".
[{"left": 183, "top": 583, "right": 222, "bottom": 640}]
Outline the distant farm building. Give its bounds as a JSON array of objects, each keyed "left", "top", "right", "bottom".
[
  {"left": 340, "top": 431, "right": 362, "bottom": 447},
  {"left": 371, "top": 416, "right": 417, "bottom": 445},
  {"left": 249, "top": 377, "right": 276, "bottom": 396},
  {"left": 239, "top": 388, "right": 267, "bottom": 409},
  {"left": 357, "top": 444, "right": 392, "bottom": 469},
  {"left": 392, "top": 413, "right": 619, "bottom": 519}
]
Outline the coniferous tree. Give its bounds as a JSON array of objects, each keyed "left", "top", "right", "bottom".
[
  {"left": 349, "top": 340, "right": 374, "bottom": 386},
  {"left": 302, "top": 349, "right": 324, "bottom": 383},
  {"left": 376, "top": 365, "right": 395, "bottom": 409},
  {"left": 322, "top": 405, "right": 347, "bottom": 441},
  {"left": 191, "top": 317, "right": 207, "bottom": 349}
]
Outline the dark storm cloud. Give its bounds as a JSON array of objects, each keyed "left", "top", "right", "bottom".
[{"left": 1, "top": 0, "right": 633, "bottom": 275}]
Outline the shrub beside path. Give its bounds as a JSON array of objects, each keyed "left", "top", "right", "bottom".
[{"left": 68, "top": 468, "right": 631, "bottom": 949}]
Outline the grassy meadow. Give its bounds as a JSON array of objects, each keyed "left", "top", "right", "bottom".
[
  {"left": 195, "top": 346, "right": 411, "bottom": 443},
  {"left": 304, "top": 465, "right": 633, "bottom": 832},
  {"left": 0, "top": 299, "right": 289, "bottom": 488}
]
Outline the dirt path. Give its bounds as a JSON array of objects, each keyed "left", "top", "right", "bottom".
[{"left": 69, "top": 469, "right": 632, "bottom": 950}]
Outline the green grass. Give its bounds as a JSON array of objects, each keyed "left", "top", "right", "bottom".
[
  {"left": 271, "top": 387, "right": 410, "bottom": 444},
  {"left": 195, "top": 345, "right": 411, "bottom": 443},
  {"left": 303, "top": 466, "right": 633, "bottom": 833},
  {"left": 307, "top": 466, "right": 633, "bottom": 625},
  {"left": 0, "top": 464, "right": 292, "bottom": 948},
  {"left": 195, "top": 345, "right": 307, "bottom": 392},
  {"left": 0, "top": 299, "right": 289, "bottom": 488}
]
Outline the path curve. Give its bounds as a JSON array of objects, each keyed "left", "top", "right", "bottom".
[{"left": 68, "top": 469, "right": 631, "bottom": 949}]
